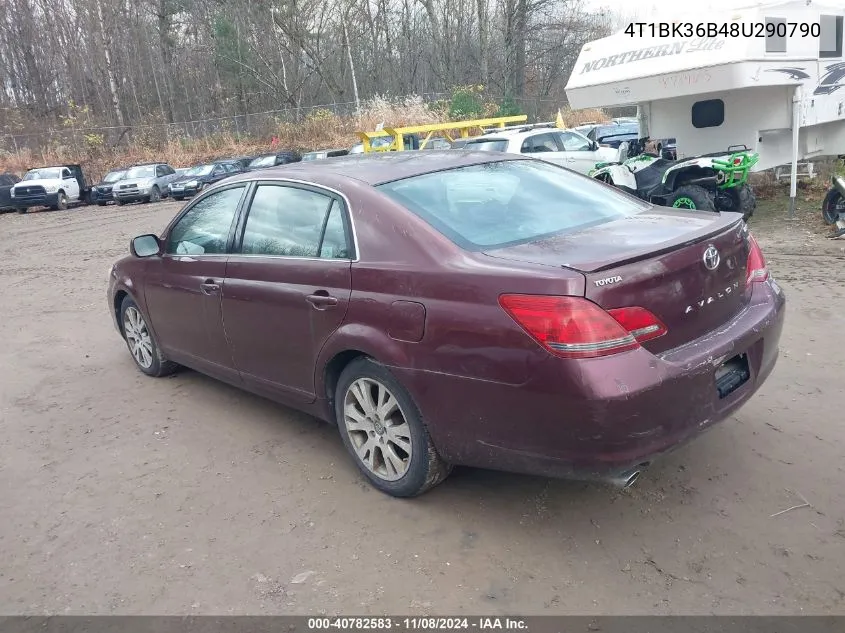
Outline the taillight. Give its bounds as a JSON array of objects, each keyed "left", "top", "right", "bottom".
[
  {"left": 498, "top": 295, "right": 666, "bottom": 359},
  {"left": 746, "top": 233, "right": 768, "bottom": 287},
  {"left": 607, "top": 306, "right": 668, "bottom": 343}
]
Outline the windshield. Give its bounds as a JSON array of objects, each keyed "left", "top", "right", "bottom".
[
  {"left": 377, "top": 160, "right": 649, "bottom": 250},
  {"left": 249, "top": 155, "right": 277, "bottom": 168},
  {"left": 23, "top": 168, "right": 62, "bottom": 181},
  {"left": 183, "top": 164, "right": 215, "bottom": 177},
  {"left": 103, "top": 170, "right": 125, "bottom": 183},
  {"left": 456, "top": 139, "right": 508, "bottom": 152},
  {"left": 125, "top": 165, "right": 155, "bottom": 179},
  {"left": 596, "top": 124, "right": 638, "bottom": 140}
]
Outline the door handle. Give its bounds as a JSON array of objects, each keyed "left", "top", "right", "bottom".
[
  {"left": 306, "top": 293, "right": 338, "bottom": 309},
  {"left": 200, "top": 279, "right": 220, "bottom": 295}
]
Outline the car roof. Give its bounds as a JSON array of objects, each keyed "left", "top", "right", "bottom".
[
  {"left": 461, "top": 126, "right": 589, "bottom": 144},
  {"left": 222, "top": 150, "right": 531, "bottom": 187}
]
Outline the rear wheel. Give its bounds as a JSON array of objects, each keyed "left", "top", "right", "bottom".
[
  {"left": 335, "top": 357, "right": 451, "bottom": 497},
  {"left": 115, "top": 198, "right": 124, "bottom": 206},
  {"left": 719, "top": 184, "right": 757, "bottom": 220},
  {"left": 668, "top": 185, "right": 716, "bottom": 211},
  {"left": 822, "top": 189, "right": 845, "bottom": 225}
]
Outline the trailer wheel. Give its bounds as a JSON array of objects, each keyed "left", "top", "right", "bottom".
[
  {"left": 822, "top": 189, "right": 845, "bottom": 225},
  {"left": 668, "top": 185, "right": 715, "bottom": 211}
]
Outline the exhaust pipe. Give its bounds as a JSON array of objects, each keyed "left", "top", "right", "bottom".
[{"left": 605, "top": 464, "right": 648, "bottom": 489}]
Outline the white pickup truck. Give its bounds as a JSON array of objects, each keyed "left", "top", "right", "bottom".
[{"left": 10, "top": 164, "right": 89, "bottom": 213}]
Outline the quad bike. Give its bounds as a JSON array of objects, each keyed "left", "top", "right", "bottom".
[
  {"left": 589, "top": 142, "right": 759, "bottom": 220},
  {"left": 822, "top": 170, "right": 845, "bottom": 238}
]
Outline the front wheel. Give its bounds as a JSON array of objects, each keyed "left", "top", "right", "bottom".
[
  {"left": 119, "top": 296, "right": 178, "bottom": 377},
  {"left": 16, "top": 207, "right": 28, "bottom": 214},
  {"left": 53, "top": 192, "right": 68, "bottom": 211},
  {"left": 115, "top": 199, "right": 124, "bottom": 206},
  {"left": 822, "top": 188, "right": 845, "bottom": 225},
  {"left": 147, "top": 186, "right": 161, "bottom": 203},
  {"left": 668, "top": 185, "right": 716, "bottom": 211},
  {"left": 335, "top": 357, "right": 451, "bottom": 497}
]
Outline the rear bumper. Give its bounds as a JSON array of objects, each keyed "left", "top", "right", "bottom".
[
  {"left": 393, "top": 278, "right": 786, "bottom": 482},
  {"left": 10, "top": 193, "right": 59, "bottom": 209}
]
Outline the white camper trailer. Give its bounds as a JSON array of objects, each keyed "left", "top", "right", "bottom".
[{"left": 565, "top": 1, "right": 845, "bottom": 210}]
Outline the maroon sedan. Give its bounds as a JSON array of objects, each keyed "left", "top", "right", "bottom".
[{"left": 108, "top": 152, "right": 785, "bottom": 497}]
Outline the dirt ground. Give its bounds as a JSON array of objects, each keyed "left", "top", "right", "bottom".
[{"left": 0, "top": 197, "right": 844, "bottom": 616}]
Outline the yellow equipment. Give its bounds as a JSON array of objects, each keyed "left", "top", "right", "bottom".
[{"left": 356, "top": 115, "right": 528, "bottom": 153}]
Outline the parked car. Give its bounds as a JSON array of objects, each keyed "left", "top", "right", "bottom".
[
  {"left": 245, "top": 151, "right": 301, "bottom": 170},
  {"left": 90, "top": 168, "right": 127, "bottom": 206},
  {"left": 451, "top": 125, "right": 619, "bottom": 175},
  {"left": 587, "top": 122, "right": 640, "bottom": 149},
  {"left": 112, "top": 163, "right": 180, "bottom": 205},
  {"left": 168, "top": 160, "right": 243, "bottom": 200},
  {"left": 302, "top": 149, "right": 350, "bottom": 161},
  {"left": 10, "top": 164, "right": 90, "bottom": 212},
  {"left": 108, "top": 151, "right": 785, "bottom": 498},
  {"left": 0, "top": 173, "right": 21, "bottom": 212}
]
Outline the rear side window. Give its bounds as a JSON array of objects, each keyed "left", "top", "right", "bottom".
[
  {"left": 461, "top": 139, "right": 509, "bottom": 152},
  {"left": 692, "top": 99, "right": 725, "bottom": 128},
  {"left": 239, "top": 185, "right": 351, "bottom": 258},
  {"left": 377, "top": 160, "right": 649, "bottom": 251}
]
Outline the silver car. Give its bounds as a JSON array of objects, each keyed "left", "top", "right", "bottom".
[{"left": 112, "top": 163, "right": 180, "bottom": 205}]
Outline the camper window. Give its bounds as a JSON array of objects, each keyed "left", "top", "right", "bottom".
[
  {"left": 691, "top": 99, "right": 724, "bottom": 129},
  {"left": 820, "top": 15, "right": 843, "bottom": 58},
  {"left": 765, "top": 17, "right": 787, "bottom": 53}
]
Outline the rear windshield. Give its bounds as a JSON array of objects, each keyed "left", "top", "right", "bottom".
[
  {"left": 596, "top": 124, "right": 638, "bottom": 139},
  {"left": 455, "top": 139, "right": 508, "bottom": 152},
  {"left": 377, "top": 159, "right": 649, "bottom": 250}
]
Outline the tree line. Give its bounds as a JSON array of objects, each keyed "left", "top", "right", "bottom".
[{"left": 0, "top": 0, "right": 612, "bottom": 142}]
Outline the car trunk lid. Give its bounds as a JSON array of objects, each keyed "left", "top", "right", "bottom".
[{"left": 483, "top": 209, "right": 750, "bottom": 353}]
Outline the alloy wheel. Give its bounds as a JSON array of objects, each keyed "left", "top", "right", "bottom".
[
  {"left": 123, "top": 306, "right": 154, "bottom": 369},
  {"left": 343, "top": 378, "right": 412, "bottom": 481},
  {"left": 672, "top": 197, "right": 696, "bottom": 209}
]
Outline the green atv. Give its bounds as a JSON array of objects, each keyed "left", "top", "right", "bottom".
[{"left": 589, "top": 143, "right": 759, "bottom": 220}]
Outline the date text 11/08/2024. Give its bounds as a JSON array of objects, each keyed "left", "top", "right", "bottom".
[
  {"left": 625, "top": 21, "right": 821, "bottom": 38},
  {"left": 308, "top": 618, "right": 528, "bottom": 630}
]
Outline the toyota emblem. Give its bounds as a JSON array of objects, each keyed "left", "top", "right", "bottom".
[{"left": 703, "top": 245, "right": 720, "bottom": 270}]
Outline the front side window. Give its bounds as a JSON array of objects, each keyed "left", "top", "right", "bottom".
[
  {"left": 820, "top": 15, "right": 843, "bottom": 58},
  {"left": 156, "top": 165, "right": 168, "bottom": 177},
  {"left": 377, "top": 160, "right": 649, "bottom": 251},
  {"left": 557, "top": 131, "right": 592, "bottom": 151},
  {"left": 240, "top": 185, "right": 344, "bottom": 258},
  {"left": 766, "top": 17, "right": 787, "bottom": 52},
  {"left": 62, "top": 169, "right": 72, "bottom": 179},
  {"left": 166, "top": 186, "right": 245, "bottom": 255}
]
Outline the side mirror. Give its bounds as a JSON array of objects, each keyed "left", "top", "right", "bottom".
[
  {"left": 131, "top": 234, "right": 161, "bottom": 258},
  {"left": 590, "top": 141, "right": 599, "bottom": 151}
]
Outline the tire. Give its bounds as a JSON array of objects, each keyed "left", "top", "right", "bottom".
[
  {"left": 720, "top": 184, "right": 757, "bottom": 221},
  {"left": 173, "top": 195, "right": 184, "bottom": 201},
  {"left": 822, "top": 188, "right": 845, "bottom": 225},
  {"left": 668, "top": 185, "right": 716, "bottom": 211},
  {"left": 119, "top": 296, "right": 178, "bottom": 377},
  {"left": 335, "top": 357, "right": 451, "bottom": 497},
  {"left": 148, "top": 186, "right": 161, "bottom": 203},
  {"left": 17, "top": 207, "right": 28, "bottom": 214},
  {"left": 97, "top": 202, "right": 107, "bottom": 207},
  {"left": 53, "top": 192, "right": 68, "bottom": 211},
  {"left": 115, "top": 198, "right": 124, "bottom": 206}
]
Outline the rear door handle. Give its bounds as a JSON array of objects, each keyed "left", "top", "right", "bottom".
[
  {"left": 200, "top": 279, "right": 220, "bottom": 295},
  {"left": 306, "top": 293, "right": 338, "bottom": 309}
]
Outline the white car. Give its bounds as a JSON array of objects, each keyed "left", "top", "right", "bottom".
[
  {"left": 10, "top": 165, "right": 83, "bottom": 212},
  {"left": 452, "top": 125, "right": 620, "bottom": 175}
]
